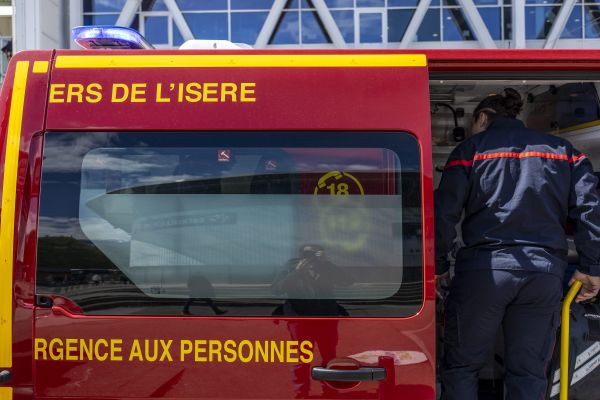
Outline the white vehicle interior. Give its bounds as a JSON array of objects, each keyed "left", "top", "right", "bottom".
[{"left": 431, "top": 80, "right": 600, "bottom": 187}]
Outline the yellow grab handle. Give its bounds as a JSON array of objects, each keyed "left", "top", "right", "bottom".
[{"left": 560, "top": 280, "right": 583, "bottom": 400}]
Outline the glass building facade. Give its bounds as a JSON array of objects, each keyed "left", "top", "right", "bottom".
[{"left": 80, "top": 0, "right": 600, "bottom": 48}]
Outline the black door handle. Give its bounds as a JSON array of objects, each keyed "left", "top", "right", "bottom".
[
  {"left": 311, "top": 366, "right": 386, "bottom": 382},
  {"left": 0, "top": 370, "right": 10, "bottom": 384}
]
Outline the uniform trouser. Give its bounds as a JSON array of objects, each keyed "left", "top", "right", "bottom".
[{"left": 442, "top": 269, "right": 562, "bottom": 400}]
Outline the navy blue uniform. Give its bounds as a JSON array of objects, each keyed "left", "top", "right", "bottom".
[{"left": 435, "top": 117, "right": 600, "bottom": 400}]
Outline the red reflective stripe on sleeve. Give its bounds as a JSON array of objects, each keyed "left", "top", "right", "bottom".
[
  {"left": 472, "top": 151, "right": 586, "bottom": 163},
  {"left": 443, "top": 151, "right": 586, "bottom": 171},
  {"left": 473, "top": 151, "right": 571, "bottom": 161},
  {"left": 474, "top": 151, "right": 519, "bottom": 160},
  {"left": 444, "top": 151, "right": 585, "bottom": 170},
  {"left": 444, "top": 159, "right": 473, "bottom": 170}
]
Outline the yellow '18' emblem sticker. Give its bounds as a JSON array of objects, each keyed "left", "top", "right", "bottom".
[
  {"left": 314, "top": 171, "right": 368, "bottom": 252},
  {"left": 313, "top": 171, "right": 364, "bottom": 195}
]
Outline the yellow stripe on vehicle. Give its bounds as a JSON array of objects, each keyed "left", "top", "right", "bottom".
[
  {"left": 559, "top": 119, "right": 600, "bottom": 134},
  {"left": 0, "top": 61, "right": 29, "bottom": 369},
  {"left": 0, "top": 387, "right": 12, "bottom": 400},
  {"left": 54, "top": 54, "right": 427, "bottom": 69},
  {"left": 32, "top": 61, "right": 48, "bottom": 74}
]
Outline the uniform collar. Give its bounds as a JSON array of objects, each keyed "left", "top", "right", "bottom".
[{"left": 487, "top": 116, "right": 525, "bottom": 130}]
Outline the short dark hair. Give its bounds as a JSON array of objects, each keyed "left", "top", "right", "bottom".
[{"left": 473, "top": 88, "right": 523, "bottom": 120}]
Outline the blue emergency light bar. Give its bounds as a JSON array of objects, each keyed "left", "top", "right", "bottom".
[{"left": 72, "top": 26, "right": 154, "bottom": 50}]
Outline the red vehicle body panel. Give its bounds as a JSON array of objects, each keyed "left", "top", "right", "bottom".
[
  {"left": 2, "top": 50, "right": 434, "bottom": 400},
  {"left": 2, "top": 49, "right": 600, "bottom": 400},
  {"left": 45, "top": 51, "right": 429, "bottom": 132}
]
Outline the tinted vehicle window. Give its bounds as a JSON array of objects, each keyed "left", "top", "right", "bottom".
[
  {"left": 526, "top": 82, "right": 600, "bottom": 132},
  {"left": 37, "top": 132, "right": 423, "bottom": 317}
]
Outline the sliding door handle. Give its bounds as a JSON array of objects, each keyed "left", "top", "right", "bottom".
[{"left": 312, "top": 366, "right": 386, "bottom": 382}]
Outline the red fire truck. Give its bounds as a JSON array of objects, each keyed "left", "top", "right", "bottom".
[{"left": 0, "top": 27, "right": 599, "bottom": 400}]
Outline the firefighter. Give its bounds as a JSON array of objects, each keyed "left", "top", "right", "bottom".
[{"left": 435, "top": 88, "right": 600, "bottom": 400}]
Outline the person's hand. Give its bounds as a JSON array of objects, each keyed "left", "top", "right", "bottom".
[
  {"left": 570, "top": 270, "right": 600, "bottom": 303},
  {"left": 435, "top": 272, "right": 449, "bottom": 300}
]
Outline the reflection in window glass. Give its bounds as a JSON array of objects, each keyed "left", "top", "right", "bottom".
[
  {"left": 130, "top": 15, "right": 140, "bottom": 31},
  {"left": 173, "top": 25, "right": 184, "bottom": 46},
  {"left": 144, "top": 16, "right": 169, "bottom": 45},
  {"left": 357, "top": 0, "right": 385, "bottom": 6},
  {"left": 525, "top": 0, "right": 561, "bottom": 3},
  {"left": 388, "top": 0, "right": 419, "bottom": 6},
  {"left": 184, "top": 13, "right": 229, "bottom": 40},
  {"left": 388, "top": 9, "right": 414, "bottom": 42},
  {"left": 443, "top": 8, "right": 475, "bottom": 40},
  {"left": 231, "top": 0, "right": 274, "bottom": 9},
  {"left": 525, "top": 5, "right": 560, "bottom": 39},
  {"left": 416, "top": 9, "right": 440, "bottom": 41},
  {"left": 359, "top": 13, "right": 383, "bottom": 43},
  {"left": 285, "top": 0, "right": 300, "bottom": 9},
  {"left": 561, "top": 5, "right": 583, "bottom": 39},
  {"left": 84, "top": 0, "right": 127, "bottom": 12},
  {"left": 177, "top": 0, "right": 227, "bottom": 10},
  {"left": 331, "top": 10, "right": 354, "bottom": 43},
  {"left": 474, "top": 0, "right": 498, "bottom": 4},
  {"left": 302, "top": 11, "right": 331, "bottom": 44},
  {"left": 479, "top": 7, "right": 501, "bottom": 40},
  {"left": 504, "top": 6, "right": 512, "bottom": 40},
  {"left": 585, "top": 5, "right": 600, "bottom": 38},
  {"left": 142, "top": 0, "right": 167, "bottom": 11},
  {"left": 325, "top": 0, "right": 354, "bottom": 6},
  {"left": 37, "top": 132, "right": 423, "bottom": 317},
  {"left": 232, "top": 12, "right": 269, "bottom": 44},
  {"left": 271, "top": 12, "right": 300, "bottom": 44},
  {"left": 83, "top": 14, "right": 119, "bottom": 26}
]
